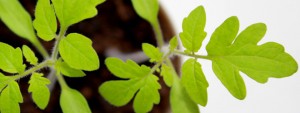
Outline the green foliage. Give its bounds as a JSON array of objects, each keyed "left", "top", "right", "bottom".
[
  {"left": 99, "top": 57, "right": 161, "bottom": 113},
  {"left": 55, "top": 59, "right": 86, "bottom": 77},
  {"left": 59, "top": 33, "right": 99, "bottom": 71},
  {"left": 0, "top": 73, "right": 9, "bottom": 91},
  {"left": 0, "top": 42, "right": 25, "bottom": 73},
  {"left": 131, "top": 0, "right": 159, "bottom": 25},
  {"left": 160, "top": 64, "right": 174, "bottom": 87},
  {"left": 142, "top": 43, "right": 163, "bottom": 62},
  {"left": 169, "top": 36, "right": 178, "bottom": 51},
  {"left": 28, "top": 73, "right": 51, "bottom": 109},
  {"left": 60, "top": 88, "right": 91, "bottom": 113},
  {"left": 22, "top": 45, "right": 38, "bottom": 65},
  {"left": 33, "top": 0, "right": 57, "bottom": 41},
  {"left": 0, "top": 81, "right": 23, "bottom": 113}
]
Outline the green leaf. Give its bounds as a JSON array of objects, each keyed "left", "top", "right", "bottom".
[
  {"left": 33, "top": 0, "right": 57, "bottom": 41},
  {"left": 206, "top": 16, "right": 298, "bottom": 99},
  {"left": 0, "top": 42, "right": 25, "bottom": 73},
  {"left": 60, "top": 88, "right": 91, "bottom": 113},
  {"left": 170, "top": 78, "right": 199, "bottom": 113},
  {"left": 59, "top": 33, "right": 99, "bottom": 71},
  {"left": 0, "top": 0, "right": 38, "bottom": 43},
  {"left": 131, "top": 0, "right": 159, "bottom": 25},
  {"left": 160, "top": 64, "right": 174, "bottom": 87},
  {"left": 0, "top": 81, "right": 23, "bottom": 113},
  {"left": 28, "top": 73, "right": 51, "bottom": 109},
  {"left": 100, "top": 57, "right": 161, "bottom": 113},
  {"left": 0, "top": 73, "right": 9, "bottom": 91},
  {"left": 51, "top": 0, "right": 103, "bottom": 29},
  {"left": 179, "top": 6, "right": 206, "bottom": 53},
  {"left": 142, "top": 43, "right": 163, "bottom": 62},
  {"left": 169, "top": 36, "right": 178, "bottom": 51},
  {"left": 22, "top": 45, "right": 38, "bottom": 65},
  {"left": 55, "top": 59, "right": 85, "bottom": 77},
  {"left": 181, "top": 58, "right": 208, "bottom": 106}
]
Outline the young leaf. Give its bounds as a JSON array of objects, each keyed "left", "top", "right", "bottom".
[
  {"left": 160, "top": 64, "right": 174, "bottom": 87},
  {"left": 0, "top": 0, "right": 38, "bottom": 44},
  {"left": 181, "top": 58, "right": 208, "bottom": 106},
  {"left": 60, "top": 88, "right": 91, "bottom": 113},
  {"left": 33, "top": 0, "right": 57, "bottom": 41},
  {"left": 22, "top": 45, "right": 38, "bottom": 65},
  {"left": 142, "top": 43, "right": 163, "bottom": 62},
  {"left": 100, "top": 57, "right": 161, "bottom": 113},
  {"left": 0, "top": 42, "right": 25, "bottom": 73},
  {"left": 55, "top": 59, "right": 85, "bottom": 77},
  {"left": 131, "top": 0, "right": 159, "bottom": 25},
  {"left": 51, "top": 0, "right": 103, "bottom": 29},
  {"left": 0, "top": 81, "right": 23, "bottom": 113},
  {"left": 169, "top": 36, "right": 178, "bottom": 51},
  {"left": 0, "top": 73, "right": 9, "bottom": 91},
  {"left": 28, "top": 73, "right": 51, "bottom": 109},
  {"left": 59, "top": 33, "right": 99, "bottom": 71},
  {"left": 206, "top": 16, "right": 298, "bottom": 99},
  {"left": 179, "top": 6, "right": 206, "bottom": 53}
]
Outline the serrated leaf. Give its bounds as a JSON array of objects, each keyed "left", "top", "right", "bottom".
[
  {"left": 52, "top": 0, "right": 103, "bottom": 29},
  {"left": 171, "top": 78, "right": 199, "bottom": 113},
  {"left": 33, "top": 0, "right": 57, "bottom": 41},
  {"left": 169, "top": 36, "right": 178, "bottom": 51},
  {"left": 59, "top": 33, "right": 99, "bottom": 71},
  {"left": 161, "top": 64, "right": 174, "bottom": 87},
  {"left": 179, "top": 6, "right": 206, "bottom": 53},
  {"left": 0, "top": 42, "right": 25, "bottom": 73},
  {"left": 142, "top": 43, "right": 163, "bottom": 62},
  {"left": 100, "top": 57, "right": 161, "bottom": 113},
  {"left": 206, "top": 16, "right": 298, "bottom": 99},
  {"left": 28, "top": 73, "right": 50, "bottom": 109},
  {"left": 0, "top": 81, "right": 23, "bottom": 113},
  {"left": 0, "top": 0, "right": 38, "bottom": 43},
  {"left": 60, "top": 88, "right": 91, "bottom": 113},
  {"left": 182, "top": 58, "right": 208, "bottom": 106},
  {"left": 55, "top": 59, "right": 85, "bottom": 77},
  {"left": 131, "top": 0, "right": 159, "bottom": 25},
  {"left": 22, "top": 45, "right": 38, "bottom": 65}
]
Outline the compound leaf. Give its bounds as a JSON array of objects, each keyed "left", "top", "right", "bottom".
[
  {"left": 0, "top": 42, "right": 25, "bottom": 73},
  {"left": 22, "top": 45, "right": 38, "bottom": 65},
  {"left": 33, "top": 0, "right": 57, "bottom": 41},
  {"left": 160, "top": 64, "right": 174, "bottom": 87},
  {"left": 142, "top": 43, "right": 163, "bottom": 62},
  {"left": 182, "top": 58, "right": 208, "bottom": 106},
  {"left": 180, "top": 6, "right": 206, "bottom": 53},
  {"left": 0, "top": 81, "right": 23, "bottom": 113},
  {"left": 59, "top": 33, "right": 99, "bottom": 71},
  {"left": 60, "top": 88, "right": 91, "bottom": 113},
  {"left": 55, "top": 59, "right": 85, "bottom": 77},
  {"left": 206, "top": 16, "right": 298, "bottom": 99},
  {"left": 28, "top": 73, "right": 50, "bottom": 109},
  {"left": 131, "top": 0, "right": 159, "bottom": 25}
]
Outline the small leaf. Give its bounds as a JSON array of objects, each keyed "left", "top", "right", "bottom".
[
  {"left": 22, "top": 45, "right": 38, "bottom": 65},
  {"left": 169, "top": 36, "right": 178, "bottom": 51},
  {"left": 0, "top": 81, "right": 23, "bottom": 113},
  {"left": 28, "top": 73, "right": 51, "bottom": 109},
  {"left": 180, "top": 6, "right": 206, "bottom": 53},
  {"left": 0, "top": 42, "right": 25, "bottom": 73},
  {"left": 0, "top": 0, "right": 38, "bottom": 43},
  {"left": 33, "top": 0, "right": 57, "bottom": 41},
  {"left": 60, "top": 88, "right": 91, "bottom": 113},
  {"left": 131, "top": 0, "right": 159, "bottom": 25},
  {"left": 142, "top": 43, "right": 163, "bottom": 62},
  {"left": 160, "top": 64, "right": 174, "bottom": 87},
  {"left": 182, "top": 58, "right": 208, "bottom": 106},
  {"left": 59, "top": 33, "right": 99, "bottom": 71},
  {"left": 0, "top": 73, "right": 9, "bottom": 91},
  {"left": 55, "top": 59, "right": 85, "bottom": 77}
]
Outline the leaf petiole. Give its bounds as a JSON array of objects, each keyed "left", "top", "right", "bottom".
[{"left": 173, "top": 50, "right": 211, "bottom": 60}]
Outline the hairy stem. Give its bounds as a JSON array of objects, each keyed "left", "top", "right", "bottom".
[
  {"left": 173, "top": 50, "right": 211, "bottom": 60},
  {"left": 32, "top": 39, "right": 50, "bottom": 59},
  {"left": 55, "top": 72, "right": 69, "bottom": 89},
  {"left": 51, "top": 27, "right": 67, "bottom": 61}
]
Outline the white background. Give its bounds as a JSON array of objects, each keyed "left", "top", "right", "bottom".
[{"left": 160, "top": 0, "right": 300, "bottom": 113}]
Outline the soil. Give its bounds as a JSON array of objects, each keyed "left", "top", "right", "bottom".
[{"left": 0, "top": 0, "right": 178, "bottom": 113}]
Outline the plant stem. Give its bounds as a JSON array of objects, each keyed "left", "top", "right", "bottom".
[
  {"left": 51, "top": 27, "right": 67, "bottom": 61},
  {"left": 55, "top": 72, "right": 69, "bottom": 89},
  {"left": 153, "top": 20, "right": 164, "bottom": 48},
  {"left": 173, "top": 50, "right": 212, "bottom": 60},
  {"left": 32, "top": 40, "right": 50, "bottom": 59}
]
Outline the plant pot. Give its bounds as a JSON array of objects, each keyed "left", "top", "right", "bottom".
[{"left": 0, "top": 0, "right": 179, "bottom": 112}]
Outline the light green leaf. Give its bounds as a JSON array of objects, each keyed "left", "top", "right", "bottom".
[
  {"left": 161, "top": 64, "right": 174, "bottom": 87},
  {"left": 0, "top": 73, "right": 9, "bottom": 91},
  {"left": 59, "top": 33, "right": 99, "bottom": 71},
  {"left": 55, "top": 59, "right": 85, "bottom": 77},
  {"left": 60, "top": 88, "right": 91, "bottom": 113},
  {"left": 91, "top": 0, "right": 105, "bottom": 5},
  {"left": 0, "top": 42, "right": 25, "bottom": 73},
  {"left": 206, "top": 16, "right": 298, "bottom": 99},
  {"left": 169, "top": 36, "right": 178, "bottom": 51},
  {"left": 28, "top": 73, "right": 51, "bottom": 109},
  {"left": 0, "top": 81, "right": 23, "bottom": 113},
  {"left": 170, "top": 78, "right": 199, "bottom": 113},
  {"left": 22, "top": 45, "right": 38, "bottom": 65},
  {"left": 0, "top": 0, "right": 38, "bottom": 43},
  {"left": 131, "top": 0, "right": 159, "bottom": 25},
  {"left": 142, "top": 43, "right": 163, "bottom": 62},
  {"left": 52, "top": 0, "right": 103, "bottom": 29},
  {"left": 180, "top": 6, "right": 206, "bottom": 53},
  {"left": 182, "top": 58, "right": 208, "bottom": 106},
  {"left": 33, "top": 0, "right": 57, "bottom": 41}
]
